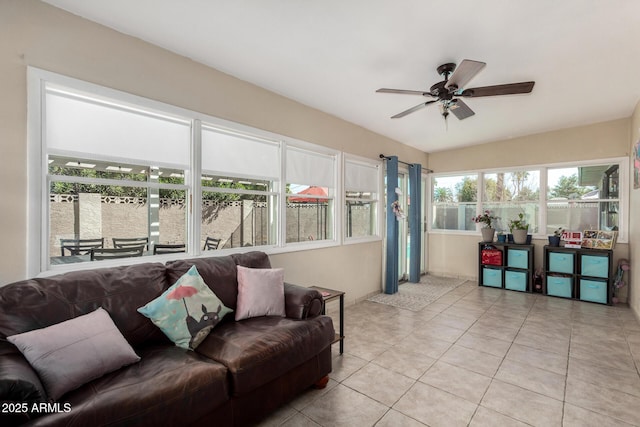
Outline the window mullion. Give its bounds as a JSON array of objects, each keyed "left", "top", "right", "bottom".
[
  {"left": 190, "top": 119, "right": 202, "bottom": 256},
  {"left": 540, "top": 167, "right": 548, "bottom": 235}
]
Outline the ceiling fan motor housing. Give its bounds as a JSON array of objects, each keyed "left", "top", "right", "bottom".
[{"left": 430, "top": 81, "right": 457, "bottom": 100}]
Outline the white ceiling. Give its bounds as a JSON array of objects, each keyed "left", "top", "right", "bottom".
[{"left": 43, "top": 0, "right": 640, "bottom": 153}]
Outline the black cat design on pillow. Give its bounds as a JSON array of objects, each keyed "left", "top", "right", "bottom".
[{"left": 186, "top": 304, "right": 222, "bottom": 349}]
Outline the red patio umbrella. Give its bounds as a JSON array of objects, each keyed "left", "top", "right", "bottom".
[{"left": 289, "top": 186, "right": 329, "bottom": 203}]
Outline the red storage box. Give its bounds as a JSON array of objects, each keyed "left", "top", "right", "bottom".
[{"left": 482, "top": 249, "right": 503, "bottom": 266}]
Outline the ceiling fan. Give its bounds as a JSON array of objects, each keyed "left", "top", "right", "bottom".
[{"left": 376, "top": 59, "right": 535, "bottom": 122}]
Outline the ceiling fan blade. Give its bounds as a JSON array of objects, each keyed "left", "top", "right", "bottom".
[
  {"left": 376, "top": 88, "right": 432, "bottom": 96},
  {"left": 461, "top": 81, "right": 535, "bottom": 97},
  {"left": 444, "top": 59, "right": 486, "bottom": 90},
  {"left": 391, "top": 100, "right": 437, "bottom": 119},
  {"left": 450, "top": 99, "right": 475, "bottom": 120}
]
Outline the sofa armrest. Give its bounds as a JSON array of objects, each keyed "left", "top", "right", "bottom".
[
  {"left": 0, "top": 342, "right": 47, "bottom": 425},
  {"left": 284, "top": 283, "right": 324, "bottom": 320},
  {"left": 0, "top": 343, "right": 46, "bottom": 403}
]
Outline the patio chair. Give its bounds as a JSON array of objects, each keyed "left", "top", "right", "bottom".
[
  {"left": 90, "top": 245, "right": 145, "bottom": 261},
  {"left": 153, "top": 243, "right": 186, "bottom": 255},
  {"left": 203, "top": 237, "right": 221, "bottom": 250},
  {"left": 60, "top": 238, "right": 105, "bottom": 256},
  {"left": 113, "top": 237, "right": 149, "bottom": 251}
]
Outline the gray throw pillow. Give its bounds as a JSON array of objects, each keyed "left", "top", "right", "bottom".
[{"left": 7, "top": 307, "right": 140, "bottom": 400}]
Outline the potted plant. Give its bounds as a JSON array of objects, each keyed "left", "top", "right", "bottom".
[
  {"left": 508, "top": 213, "right": 529, "bottom": 244},
  {"left": 548, "top": 227, "right": 563, "bottom": 247},
  {"left": 473, "top": 210, "right": 499, "bottom": 242}
]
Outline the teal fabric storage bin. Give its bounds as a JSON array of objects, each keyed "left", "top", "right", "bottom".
[
  {"left": 548, "top": 252, "right": 574, "bottom": 274},
  {"left": 482, "top": 267, "right": 502, "bottom": 288},
  {"left": 547, "top": 275, "right": 572, "bottom": 298},
  {"left": 505, "top": 270, "right": 527, "bottom": 291},
  {"left": 581, "top": 255, "right": 609, "bottom": 278},
  {"left": 507, "top": 249, "right": 529, "bottom": 269},
  {"left": 580, "top": 279, "right": 608, "bottom": 304}
]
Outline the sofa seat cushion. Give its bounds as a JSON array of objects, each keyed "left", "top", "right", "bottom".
[
  {"left": 196, "top": 315, "right": 334, "bottom": 396},
  {"left": 28, "top": 346, "right": 229, "bottom": 427}
]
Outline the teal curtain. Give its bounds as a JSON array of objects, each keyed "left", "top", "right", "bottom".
[
  {"left": 385, "top": 156, "right": 399, "bottom": 294},
  {"left": 408, "top": 164, "right": 422, "bottom": 282}
]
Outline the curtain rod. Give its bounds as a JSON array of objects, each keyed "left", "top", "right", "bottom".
[{"left": 379, "top": 154, "right": 433, "bottom": 173}]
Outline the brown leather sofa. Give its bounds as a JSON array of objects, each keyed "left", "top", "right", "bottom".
[{"left": 0, "top": 251, "right": 334, "bottom": 426}]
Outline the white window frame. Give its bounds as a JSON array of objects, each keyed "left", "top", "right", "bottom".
[
  {"left": 27, "top": 67, "right": 350, "bottom": 277},
  {"left": 282, "top": 140, "right": 340, "bottom": 249},
  {"left": 428, "top": 157, "right": 629, "bottom": 243},
  {"left": 343, "top": 154, "right": 383, "bottom": 244},
  {"left": 429, "top": 171, "right": 480, "bottom": 235}
]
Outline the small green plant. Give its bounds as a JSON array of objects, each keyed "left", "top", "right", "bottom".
[{"left": 508, "top": 213, "right": 528, "bottom": 231}]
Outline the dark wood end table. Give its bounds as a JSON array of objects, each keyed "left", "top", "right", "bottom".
[{"left": 310, "top": 286, "right": 344, "bottom": 354}]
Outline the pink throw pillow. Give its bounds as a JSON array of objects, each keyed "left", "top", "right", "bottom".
[{"left": 235, "top": 266, "right": 286, "bottom": 320}]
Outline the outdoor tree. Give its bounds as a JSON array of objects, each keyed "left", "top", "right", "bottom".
[
  {"left": 433, "top": 187, "right": 453, "bottom": 202},
  {"left": 455, "top": 177, "right": 477, "bottom": 202},
  {"left": 510, "top": 171, "right": 530, "bottom": 198},
  {"left": 550, "top": 174, "right": 590, "bottom": 199}
]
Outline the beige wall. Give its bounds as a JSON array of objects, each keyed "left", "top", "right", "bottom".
[
  {"left": 0, "top": 0, "right": 428, "bottom": 302},
  {"left": 629, "top": 100, "right": 640, "bottom": 316},
  {"left": 427, "top": 119, "right": 632, "bottom": 301},
  {"left": 428, "top": 118, "right": 630, "bottom": 172}
]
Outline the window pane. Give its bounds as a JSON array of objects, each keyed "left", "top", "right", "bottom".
[
  {"left": 484, "top": 171, "right": 539, "bottom": 202},
  {"left": 49, "top": 155, "right": 185, "bottom": 185},
  {"left": 346, "top": 192, "right": 377, "bottom": 238},
  {"left": 286, "top": 193, "right": 333, "bottom": 242},
  {"left": 49, "top": 184, "right": 187, "bottom": 265},
  {"left": 201, "top": 190, "right": 274, "bottom": 250},
  {"left": 202, "top": 174, "right": 271, "bottom": 191},
  {"left": 547, "top": 164, "right": 619, "bottom": 233},
  {"left": 483, "top": 171, "right": 539, "bottom": 233},
  {"left": 481, "top": 203, "right": 539, "bottom": 234},
  {"left": 431, "top": 175, "right": 477, "bottom": 230}
]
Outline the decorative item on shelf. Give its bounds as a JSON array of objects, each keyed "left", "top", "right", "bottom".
[
  {"left": 472, "top": 210, "right": 499, "bottom": 243},
  {"left": 480, "top": 228, "right": 495, "bottom": 243},
  {"left": 497, "top": 231, "right": 506, "bottom": 243},
  {"left": 581, "top": 230, "right": 618, "bottom": 250},
  {"left": 508, "top": 213, "right": 529, "bottom": 244},
  {"left": 548, "top": 227, "right": 563, "bottom": 247},
  {"left": 562, "top": 230, "right": 583, "bottom": 248},
  {"left": 391, "top": 200, "right": 405, "bottom": 220}
]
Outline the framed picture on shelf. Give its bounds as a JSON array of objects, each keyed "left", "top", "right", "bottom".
[
  {"left": 581, "top": 230, "right": 617, "bottom": 249},
  {"left": 561, "top": 231, "right": 582, "bottom": 248}
]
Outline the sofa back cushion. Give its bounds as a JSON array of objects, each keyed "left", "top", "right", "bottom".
[
  {"left": 231, "top": 251, "right": 272, "bottom": 269},
  {"left": 166, "top": 255, "right": 240, "bottom": 309},
  {"left": 0, "top": 262, "right": 170, "bottom": 348},
  {"left": 165, "top": 252, "right": 272, "bottom": 311}
]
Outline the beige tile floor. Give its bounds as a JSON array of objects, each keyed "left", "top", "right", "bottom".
[{"left": 256, "top": 282, "right": 640, "bottom": 426}]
